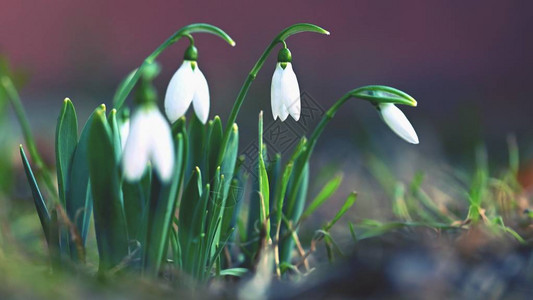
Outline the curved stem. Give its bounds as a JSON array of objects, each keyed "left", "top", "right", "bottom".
[
  {"left": 1, "top": 76, "right": 58, "bottom": 198},
  {"left": 113, "top": 23, "right": 235, "bottom": 110},
  {"left": 217, "top": 23, "right": 329, "bottom": 165},
  {"left": 183, "top": 34, "right": 195, "bottom": 46},
  {"left": 286, "top": 85, "right": 417, "bottom": 213},
  {"left": 305, "top": 85, "right": 418, "bottom": 164}
]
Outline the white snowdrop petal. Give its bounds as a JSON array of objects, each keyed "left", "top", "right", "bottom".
[
  {"left": 122, "top": 109, "right": 151, "bottom": 181},
  {"left": 164, "top": 60, "right": 195, "bottom": 123},
  {"left": 280, "top": 63, "right": 301, "bottom": 121},
  {"left": 279, "top": 103, "right": 289, "bottom": 121},
  {"left": 271, "top": 63, "right": 284, "bottom": 120},
  {"left": 192, "top": 66, "right": 210, "bottom": 124},
  {"left": 148, "top": 109, "right": 175, "bottom": 182},
  {"left": 379, "top": 103, "right": 419, "bottom": 144},
  {"left": 119, "top": 119, "right": 130, "bottom": 151}
]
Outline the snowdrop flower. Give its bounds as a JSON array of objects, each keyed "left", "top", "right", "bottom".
[
  {"left": 122, "top": 104, "right": 175, "bottom": 182},
  {"left": 378, "top": 103, "right": 419, "bottom": 144},
  {"left": 271, "top": 47, "right": 300, "bottom": 121},
  {"left": 164, "top": 45, "right": 210, "bottom": 124}
]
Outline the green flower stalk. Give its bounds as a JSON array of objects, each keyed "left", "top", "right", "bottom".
[
  {"left": 217, "top": 23, "right": 330, "bottom": 165},
  {"left": 297, "top": 86, "right": 419, "bottom": 197}
]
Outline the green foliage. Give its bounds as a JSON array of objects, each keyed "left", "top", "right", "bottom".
[
  {"left": 87, "top": 106, "right": 129, "bottom": 272},
  {"left": 19, "top": 146, "right": 51, "bottom": 243},
  {"left": 66, "top": 108, "right": 95, "bottom": 247},
  {"left": 8, "top": 23, "right": 414, "bottom": 284},
  {"left": 142, "top": 133, "right": 185, "bottom": 275}
]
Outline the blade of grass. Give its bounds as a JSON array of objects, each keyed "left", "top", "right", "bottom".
[
  {"left": 323, "top": 192, "right": 357, "bottom": 232},
  {"left": 300, "top": 173, "right": 343, "bottom": 222},
  {"left": 19, "top": 145, "right": 50, "bottom": 243}
]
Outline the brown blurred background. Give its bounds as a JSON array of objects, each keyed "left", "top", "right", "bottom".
[{"left": 1, "top": 0, "right": 533, "bottom": 169}]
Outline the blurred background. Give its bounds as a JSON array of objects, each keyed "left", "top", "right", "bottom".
[{"left": 1, "top": 0, "right": 533, "bottom": 221}]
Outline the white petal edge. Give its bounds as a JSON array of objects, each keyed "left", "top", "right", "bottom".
[
  {"left": 379, "top": 103, "right": 419, "bottom": 144},
  {"left": 192, "top": 66, "right": 210, "bottom": 124},
  {"left": 119, "top": 118, "right": 130, "bottom": 151},
  {"left": 122, "top": 109, "right": 151, "bottom": 181},
  {"left": 148, "top": 108, "right": 175, "bottom": 182},
  {"left": 280, "top": 63, "right": 300, "bottom": 121},
  {"left": 164, "top": 60, "right": 195, "bottom": 123},
  {"left": 271, "top": 63, "right": 284, "bottom": 120}
]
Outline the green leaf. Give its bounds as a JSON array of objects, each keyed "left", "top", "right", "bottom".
[
  {"left": 220, "top": 124, "right": 239, "bottom": 198},
  {"left": 55, "top": 98, "right": 78, "bottom": 258},
  {"left": 143, "top": 134, "right": 185, "bottom": 276},
  {"left": 301, "top": 173, "right": 343, "bottom": 222},
  {"left": 49, "top": 210, "right": 61, "bottom": 269},
  {"left": 219, "top": 268, "right": 248, "bottom": 277},
  {"left": 66, "top": 109, "right": 96, "bottom": 257},
  {"left": 87, "top": 105, "right": 129, "bottom": 272},
  {"left": 107, "top": 109, "right": 122, "bottom": 162},
  {"left": 19, "top": 145, "right": 50, "bottom": 243},
  {"left": 169, "top": 225, "right": 182, "bottom": 269},
  {"left": 186, "top": 114, "right": 206, "bottom": 181},
  {"left": 207, "top": 124, "right": 239, "bottom": 261},
  {"left": 55, "top": 98, "right": 78, "bottom": 206},
  {"left": 206, "top": 116, "right": 223, "bottom": 182},
  {"left": 273, "top": 138, "right": 306, "bottom": 234},
  {"left": 323, "top": 192, "right": 357, "bottom": 232},
  {"left": 193, "top": 184, "right": 211, "bottom": 280},
  {"left": 178, "top": 167, "right": 204, "bottom": 273},
  {"left": 122, "top": 172, "right": 150, "bottom": 242},
  {"left": 280, "top": 160, "right": 308, "bottom": 264},
  {"left": 257, "top": 112, "right": 270, "bottom": 238},
  {"left": 220, "top": 177, "right": 243, "bottom": 243}
]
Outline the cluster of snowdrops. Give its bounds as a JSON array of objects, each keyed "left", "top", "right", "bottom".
[{"left": 9, "top": 23, "right": 418, "bottom": 281}]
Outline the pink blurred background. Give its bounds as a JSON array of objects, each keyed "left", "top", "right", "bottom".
[{"left": 2, "top": 0, "right": 533, "bottom": 161}]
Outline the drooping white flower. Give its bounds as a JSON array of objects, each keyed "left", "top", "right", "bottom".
[
  {"left": 271, "top": 47, "right": 300, "bottom": 121},
  {"left": 122, "top": 104, "right": 175, "bottom": 182},
  {"left": 164, "top": 58, "right": 210, "bottom": 124},
  {"left": 378, "top": 103, "right": 419, "bottom": 144}
]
